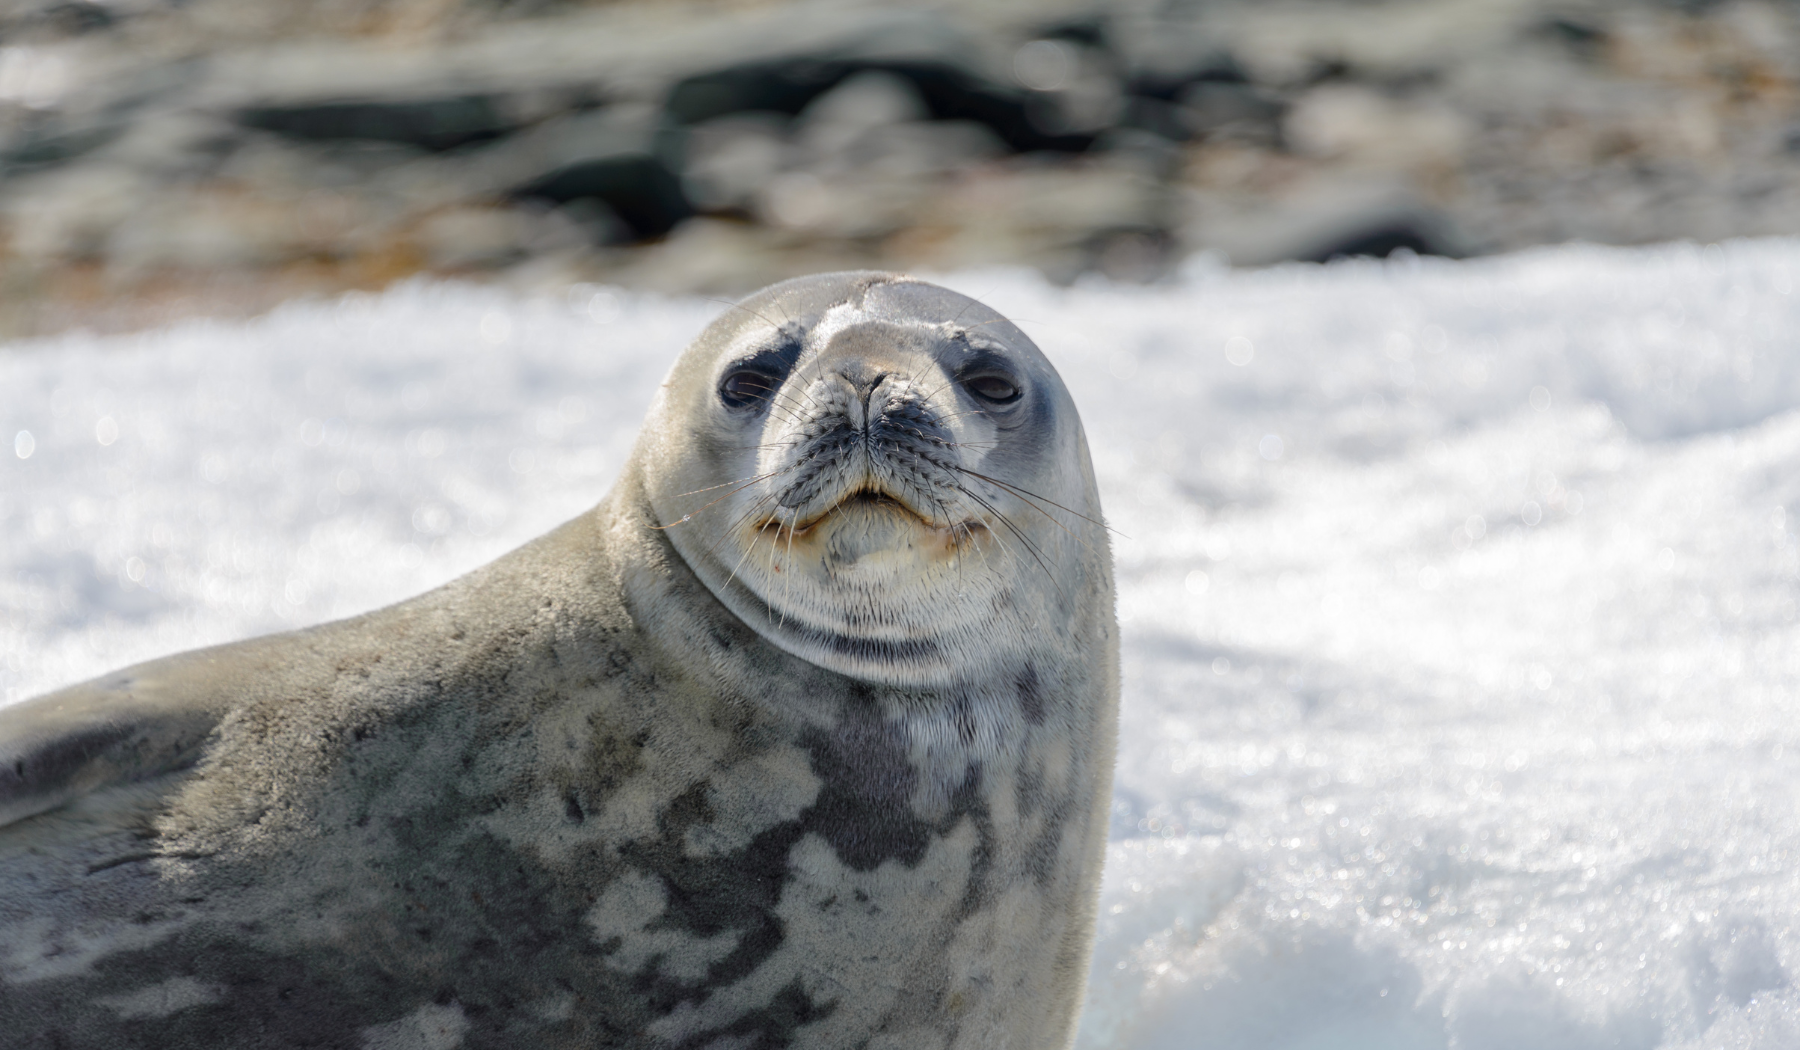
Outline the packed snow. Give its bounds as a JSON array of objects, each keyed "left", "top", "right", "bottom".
[{"left": 5, "top": 242, "right": 1800, "bottom": 1049}]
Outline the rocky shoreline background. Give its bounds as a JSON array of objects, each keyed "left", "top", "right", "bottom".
[{"left": 3, "top": 0, "right": 1799, "bottom": 336}]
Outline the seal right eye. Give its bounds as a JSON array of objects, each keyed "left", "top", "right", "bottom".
[{"left": 720, "top": 370, "right": 778, "bottom": 410}]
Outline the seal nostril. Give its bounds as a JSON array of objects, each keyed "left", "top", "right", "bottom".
[{"left": 839, "top": 368, "right": 892, "bottom": 401}]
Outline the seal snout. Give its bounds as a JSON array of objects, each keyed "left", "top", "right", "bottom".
[{"left": 768, "top": 367, "right": 966, "bottom": 534}]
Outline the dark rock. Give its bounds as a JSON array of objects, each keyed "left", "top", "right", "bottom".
[
  {"left": 512, "top": 153, "right": 692, "bottom": 240},
  {"left": 1537, "top": 16, "right": 1609, "bottom": 59},
  {"left": 899, "top": 59, "right": 1096, "bottom": 152},
  {"left": 39, "top": 1, "right": 116, "bottom": 34},
  {"left": 1297, "top": 219, "right": 1460, "bottom": 262},
  {"left": 237, "top": 96, "right": 516, "bottom": 153},
  {"left": 0, "top": 122, "right": 121, "bottom": 172},
  {"left": 0, "top": 0, "right": 117, "bottom": 40},
  {"left": 1115, "top": 97, "right": 1190, "bottom": 143},
  {"left": 1126, "top": 52, "right": 1249, "bottom": 103},
  {"left": 666, "top": 61, "right": 845, "bottom": 125}
]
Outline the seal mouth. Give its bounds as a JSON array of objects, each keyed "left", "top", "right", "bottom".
[{"left": 758, "top": 485, "right": 979, "bottom": 540}]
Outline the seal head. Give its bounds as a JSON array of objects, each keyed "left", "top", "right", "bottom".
[{"left": 643, "top": 273, "right": 1097, "bottom": 688}]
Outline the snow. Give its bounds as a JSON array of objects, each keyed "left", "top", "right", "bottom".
[{"left": 5, "top": 241, "right": 1800, "bottom": 1048}]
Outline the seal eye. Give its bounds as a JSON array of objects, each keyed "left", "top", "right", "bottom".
[
  {"left": 720, "top": 370, "right": 778, "bottom": 410},
  {"left": 964, "top": 374, "right": 1020, "bottom": 404},
  {"left": 719, "top": 336, "right": 803, "bottom": 412}
]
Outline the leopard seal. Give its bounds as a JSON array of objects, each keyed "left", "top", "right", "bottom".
[{"left": 0, "top": 272, "right": 1118, "bottom": 1049}]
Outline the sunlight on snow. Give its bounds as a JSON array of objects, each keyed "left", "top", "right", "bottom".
[{"left": 6, "top": 241, "right": 1800, "bottom": 1048}]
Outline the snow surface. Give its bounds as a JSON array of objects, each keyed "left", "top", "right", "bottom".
[{"left": 5, "top": 242, "right": 1800, "bottom": 1048}]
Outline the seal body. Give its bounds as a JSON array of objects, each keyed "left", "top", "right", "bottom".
[{"left": 0, "top": 273, "right": 1117, "bottom": 1049}]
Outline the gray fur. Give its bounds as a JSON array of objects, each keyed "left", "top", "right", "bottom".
[{"left": 0, "top": 273, "right": 1118, "bottom": 1049}]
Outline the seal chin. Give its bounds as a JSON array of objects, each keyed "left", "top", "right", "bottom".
[
  {"left": 728, "top": 483, "right": 1000, "bottom": 686},
  {"left": 759, "top": 488, "right": 982, "bottom": 567}
]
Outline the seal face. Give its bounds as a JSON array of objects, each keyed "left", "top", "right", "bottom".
[
  {"left": 645, "top": 276, "right": 1097, "bottom": 688},
  {"left": 0, "top": 272, "right": 1118, "bottom": 1050}
]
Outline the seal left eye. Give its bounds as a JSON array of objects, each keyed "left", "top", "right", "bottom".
[
  {"left": 965, "top": 374, "right": 1020, "bottom": 404},
  {"left": 720, "top": 370, "right": 777, "bottom": 410}
]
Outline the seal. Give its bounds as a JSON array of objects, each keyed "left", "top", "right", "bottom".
[{"left": 0, "top": 272, "right": 1118, "bottom": 1049}]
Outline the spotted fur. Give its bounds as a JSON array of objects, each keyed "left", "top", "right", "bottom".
[{"left": 0, "top": 273, "right": 1118, "bottom": 1049}]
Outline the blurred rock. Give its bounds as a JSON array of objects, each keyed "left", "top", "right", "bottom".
[
  {"left": 237, "top": 94, "right": 517, "bottom": 152},
  {"left": 796, "top": 71, "right": 932, "bottom": 156},
  {"left": 1175, "top": 81, "right": 1284, "bottom": 144},
  {"left": 416, "top": 204, "right": 545, "bottom": 270},
  {"left": 666, "top": 45, "right": 1095, "bottom": 154},
  {"left": 513, "top": 153, "right": 690, "bottom": 240},
  {"left": 681, "top": 112, "right": 790, "bottom": 213},
  {"left": 0, "top": 120, "right": 120, "bottom": 171},
  {"left": 5, "top": 0, "right": 1800, "bottom": 335},
  {"left": 1283, "top": 85, "right": 1468, "bottom": 172}
]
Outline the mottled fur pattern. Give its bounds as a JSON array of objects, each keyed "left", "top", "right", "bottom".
[{"left": 0, "top": 273, "right": 1118, "bottom": 1049}]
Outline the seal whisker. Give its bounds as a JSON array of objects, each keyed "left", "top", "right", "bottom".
[
  {"left": 693, "top": 302, "right": 821, "bottom": 420},
  {"left": 722, "top": 494, "right": 785, "bottom": 592},
  {"left": 761, "top": 333, "right": 835, "bottom": 419},
  {"left": 704, "top": 296, "right": 784, "bottom": 331},
  {"left": 727, "top": 381, "right": 818, "bottom": 422},
  {"left": 760, "top": 380, "right": 827, "bottom": 421},
  {"left": 918, "top": 368, "right": 1010, "bottom": 407},
  {"left": 655, "top": 465, "right": 799, "bottom": 527},
  {"left": 915, "top": 333, "right": 1039, "bottom": 407},
  {"left": 704, "top": 490, "right": 785, "bottom": 563},
  {"left": 687, "top": 484, "right": 803, "bottom": 575},
  {"left": 781, "top": 506, "right": 801, "bottom": 625},
  {"left": 950, "top": 465, "right": 1115, "bottom": 534},
  {"left": 926, "top": 407, "right": 992, "bottom": 427},
  {"left": 948, "top": 466, "right": 1099, "bottom": 556},
  {"left": 961, "top": 315, "right": 1033, "bottom": 331},
  {"left": 918, "top": 374, "right": 964, "bottom": 404},
  {"left": 947, "top": 290, "right": 985, "bottom": 325},
  {"left": 669, "top": 465, "right": 797, "bottom": 500},
  {"left": 723, "top": 439, "right": 806, "bottom": 452},
  {"left": 956, "top": 484, "right": 1067, "bottom": 601},
  {"left": 954, "top": 488, "right": 1025, "bottom": 582}
]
